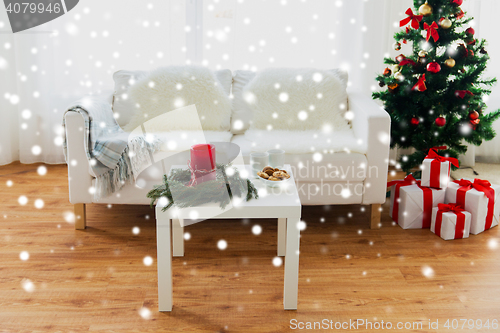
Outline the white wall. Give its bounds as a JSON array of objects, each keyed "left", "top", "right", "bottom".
[{"left": 1, "top": 0, "right": 499, "bottom": 164}]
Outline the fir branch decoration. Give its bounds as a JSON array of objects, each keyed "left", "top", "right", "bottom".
[{"left": 147, "top": 164, "right": 259, "bottom": 211}]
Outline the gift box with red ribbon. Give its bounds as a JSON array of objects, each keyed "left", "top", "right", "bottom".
[
  {"left": 388, "top": 175, "right": 446, "bottom": 229},
  {"left": 421, "top": 147, "right": 459, "bottom": 189},
  {"left": 445, "top": 178, "right": 500, "bottom": 235},
  {"left": 431, "top": 203, "right": 472, "bottom": 240}
]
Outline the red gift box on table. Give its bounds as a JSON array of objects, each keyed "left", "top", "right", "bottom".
[
  {"left": 445, "top": 178, "right": 500, "bottom": 235},
  {"left": 389, "top": 175, "right": 446, "bottom": 229},
  {"left": 421, "top": 147, "right": 459, "bottom": 189},
  {"left": 431, "top": 203, "right": 472, "bottom": 240}
]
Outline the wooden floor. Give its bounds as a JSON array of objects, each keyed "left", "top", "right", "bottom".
[{"left": 1, "top": 162, "right": 500, "bottom": 333}]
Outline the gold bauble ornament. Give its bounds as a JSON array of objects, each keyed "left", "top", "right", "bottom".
[
  {"left": 444, "top": 58, "right": 456, "bottom": 68},
  {"left": 419, "top": 2, "right": 433, "bottom": 16},
  {"left": 392, "top": 64, "right": 400, "bottom": 72},
  {"left": 394, "top": 72, "right": 404, "bottom": 81},
  {"left": 418, "top": 50, "right": 428, "bottom": 58},
  {"left": 440, "top": 18, "right": 452, "bottom": 29}
]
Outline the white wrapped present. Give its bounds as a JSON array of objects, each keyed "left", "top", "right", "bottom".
[
  {"left": 421, "top": 148, "right": 459, "bottom": 189},
  {"left": 431, "top": 204, "right": 471, "bottom": 240},
  {"left": 390, "top": 181, "right": 446, "bottom": 229},
  {"left": 445, "top": 179, "right": 500, "bottom": 235}
]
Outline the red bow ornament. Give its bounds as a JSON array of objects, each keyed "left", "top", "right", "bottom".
[
  {"left": 424, "top": 22, "right": 440, "bottom": 42},
  {"left": 400, "top": 8, "right": 423, "bottom": 30},
  {"left": 399, "top": 58, "right": 416, "bottom": 67},
  {"left": 455, "top": 90, "right": 474, "bottom": 99},
  {"left": 412, "top": 74, "right": 427, "bottom": 92}
]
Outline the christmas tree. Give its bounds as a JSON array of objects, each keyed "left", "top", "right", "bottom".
[{"left": 373, "top": 0, "right": 500, "bottom": 173}]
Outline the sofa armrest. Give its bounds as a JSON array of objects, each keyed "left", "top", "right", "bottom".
[
  {"left": 65, "top": 111, "right": 94, "bottom": 204},
  {"left": 348, "top": 92, "right": 391, "bottom": 205}
]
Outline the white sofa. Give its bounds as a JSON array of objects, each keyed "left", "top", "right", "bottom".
[{"left": 65, "top": 69, "right": 390, "bottom": 230}]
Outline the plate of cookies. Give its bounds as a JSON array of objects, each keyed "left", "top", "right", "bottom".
[{"left": 256, "top": 166, "right": 291, "bottom": 187}]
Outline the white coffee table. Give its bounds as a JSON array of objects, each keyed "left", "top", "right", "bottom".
[{"left": 155, "top": 165, "right": 302, "bottom": 311}]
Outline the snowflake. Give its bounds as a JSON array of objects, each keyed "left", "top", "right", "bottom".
[
  {"left": 217, "top": 239, "right": 227, "bottom": 250},
  {"left": 143, "top": 256, "right": 153, "bottom": 266},
  {"left": 20, "top": 251, "right": 29, "bottom": 261},
  {"left": 251, "top": 225, "right": 262, "bottom": 235}
]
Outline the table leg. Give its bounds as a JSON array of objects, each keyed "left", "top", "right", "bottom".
[
  {"left": 284, "top": 217, "right": 300, "bottom": 310},
  {"left": 157, "top": 219, "right": 173, "bottom": 312},
  {"left": 277, "top": 218, "right": 286, "bottom": 256},
  {"left": 172, "top": 219, "right": 184, "bottom": 257}
]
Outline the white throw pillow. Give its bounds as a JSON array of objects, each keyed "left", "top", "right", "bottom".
[
  {"left": 231, "top": 68, "right": 348, "bottom": 134},
  {"left": 122, "top": 66, "right": 232, "bottom": 132},
  {"left": 112, "top": 68, "right": 232, "bottom": 128},
  {"left": 242, "top": 68, "right": 349, "bottom": 132}
]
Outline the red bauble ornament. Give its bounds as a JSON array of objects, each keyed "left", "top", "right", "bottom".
[
  {"left": 469, "top": 111, "right": 479, "bottom": 120},
  {"left": 427, "top": 62, "right": 441, "bottom": 73},
  {"left": 435, "top": 117, "right": 446, "bottom": 127},
  {"left": 451, "top": 0, "right": 463, "bottom": 6},
  {"left": 465, "top": 27, "right": 475, "bottom": 35},
  {"left": 411, "top": 117, "right": 420, "bottom": 126}
]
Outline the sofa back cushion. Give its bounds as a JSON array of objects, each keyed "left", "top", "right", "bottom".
[
  {"left": 112, "top": 68, "right": 232, "bottom": 129},
  {"left": 231, "top": 68, "right": 348, "bottom": 134},
  {"left": 241, "top": 68, "right": 349, "bottom": 132}
]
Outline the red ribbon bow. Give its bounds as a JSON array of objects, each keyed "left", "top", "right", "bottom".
[
  {"left": 454, "top": 179, "right": 496, "bottom": 230},
  {"left": 400, "top": 8, "right": 423, "bottom": 30},
  {"left": 437, "top": 203, "right": 465, "bottom": 214},
  {"left": 427, "top": 149, "right": 460, "bottom": 168},
  {"left": 399, "top": 58, "right": 416, "bottom": 67},
  {"left": 435, "top": 203, "right": 467, "bottom": 239},
  {"left": 455, "top": 90, "right": 474, "bottom": 99},
  {"left": 412, "top": 74, "right": 427, "bottom": 92},
  {"left": 424, "top": 22, "right": 440, "bottom": 42}
]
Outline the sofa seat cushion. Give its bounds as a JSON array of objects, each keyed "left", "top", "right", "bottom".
[
  {"left": 243, "top": 129, "right": 367, "bottom": 155},
  {"left": 231, "top": 134, "right": 368, "bottom": 182},
  {"left": 87, "top": 131, "right": 232, "bottom": 178}
]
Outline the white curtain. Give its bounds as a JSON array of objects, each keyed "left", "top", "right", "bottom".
[
  {"left": 0, "top": 0, "right": 186, "bottom": 165},
  {"left": 1, "top": 0, "right": 500, "bottom": 165}
]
